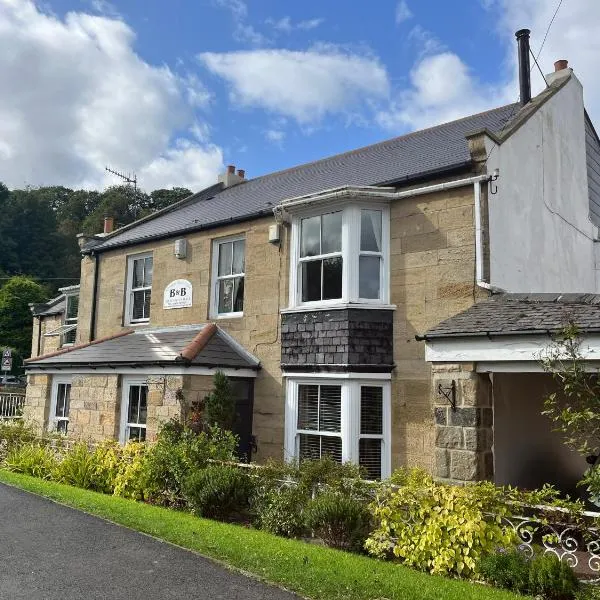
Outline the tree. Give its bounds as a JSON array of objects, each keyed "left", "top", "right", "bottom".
[
  {"left": 0, "top": 276, "right": 48, "bottom": 370},
  {"left": 203, "top": 371, "right": 236, "bottom": 431},
  {"left": 541, "top": 323, "right": 600, "bottom": 503}
]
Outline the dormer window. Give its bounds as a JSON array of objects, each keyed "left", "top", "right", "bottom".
[
  {"left": 63, "top": 293, "right": 79, "bottom": 345},
  {"left": 287, "top": 200, "right": 390, "bottom": 309}
]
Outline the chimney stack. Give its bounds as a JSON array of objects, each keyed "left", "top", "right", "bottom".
[
  {"left": 103, "top": 215, "right": 114, "bottom": 235},
  {"left": 546, "top": 58, "right": 572, "bottom": 86},
  {"left": 218, "top": 164, "right": 247, "bottom": 188},
  {"left": 554, "top": 59, "right": 568, "bottom": 72},
  {"left": 516, "top": 29, "right": 532, "bottom": 106}
]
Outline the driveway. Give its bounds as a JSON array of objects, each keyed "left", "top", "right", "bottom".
[{"left": 0, "top": 483, "right": 298, "bottom": 600}]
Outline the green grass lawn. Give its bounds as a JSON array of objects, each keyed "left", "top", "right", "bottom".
[{"left": 0, "top": 469, "right": 525, "bottom": 600}]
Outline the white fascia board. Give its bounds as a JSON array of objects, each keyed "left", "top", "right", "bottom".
[
  {"left": 425, "top": 334, "right": 600, "bottom": 364},
  {"left": 24, "top": 366, "right": 258, "bottom": 378},
  {"left": 282, "top": 371, "right": 392, "bottom": 380}
]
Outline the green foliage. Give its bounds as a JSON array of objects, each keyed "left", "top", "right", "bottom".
[
  {"left": 576, "top": 584, "right": 600, "bottom": 599},
  {"left": 365, "top": 468, "right": 515, "bottom": 578},
  {"left": 89, "top": 440, "right": 123, "bottom": 494},
  {"left": 4, "top": 443, "right": 58, "bottom": 479},
  {"left": 203, "top": 371, "right": 236, "bottom": 431},
  {"left": 0, "top": 421, "right": 38, "bottom": 459},
  {"left": 252, "top": 458, "right": 372, "bottom": 538},
  {"left": 581, "top": 466, "right": 600, "bottom": 506},
  {"left": 183, "top": 464, "right": 253, "bottom": 520},
  {"left": 142, "top": 419, "right": 237, "bottom": 506},
  {"left": 0, "top": 276, "right": 48, "bottom": 365},
  {"left": 305, "top": 490, "right": 371, "bottom": 551},
  {"left": 527, "top": 553, "right": 579, "bottom": 600},
  {"left": 53, "top": 442, "right": 98, "bottom": 489},
  {"left": 112, "top": 442, "right": 148, "bottom": 500},
  {"left": 541, "top": 323, "right": 600, "bottom": 459},
  {"left": 479, "top": 549, "right": 532, "bottom": 593}
]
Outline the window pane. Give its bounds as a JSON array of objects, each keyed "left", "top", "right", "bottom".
[
  {"left": 233, "top": 277, "right": 244, "bottom": 312},
  {"left": 319, "top": 386, "right": 341, "bottom": 432},
  {"left": 132, "top": 290, "right": 150, "bottom": 320},
  {"left": 301, "top": 216, "right": 320, "bottom": 257},
  {"left": 359, "top": 438, "right": 382, "bottom": 479},
  {"left": 321, "top": 212, "right": 342, "bottom": 254},
  {"left": 143, "top": 289, "right": 151, "bottom": 319},
  {"left": 361, "top": 210, "right": 382, "bottom": 252},
  {"left": 299, "top": 434, "right": 321, "bottom": 460},
  {"left": 218, "top": 241, "right": 233, "bottom": 276},
  {"left": 132, "top": 258, "right": 144, "bottom": 288},
  {"left": 322, "top": 257, "right": 342, "bottom": 300},
  {"left": 301, "top": 260, "right": 322, "bottom": 302},
  {"left": 128, "top": 426, "right": 146, "bottom": 442},
  {"left": 321, "top": 436, "right": 342, "bottom": 463},
  {"left": 128, "top": 386, "right": 139, "bottom": 423},
  {"left": 144, "top": 257, "right": 153, "bottom": 286},
  {"left": 57, "top": 420, "right": 68, "bottom": 435},
  {"left": 218, "top": 279, "right": 234, "bottom": 313},
  {"left": 56, "top": 383, "right": 71, "bottom": 418},
  {"left": 66, "top": 295, "right": 79, "bottom": 320},
  {"left": 298, "top": 385, "right": 318, "bottom": 430},
  {"left": 138, "top": 386, "right": 148, "bottom": 424},
  {"left": 232, "top": 239, "right": 245, "bottom": 274},
  {"left": 361, "top": 387, "right": 383, "bottom": 435},
  {"left": 359, "top": 255, "right": 380, "bottom": 299},
  {"left": 63, "top": 327, "right": 77, "bottom": 345}
]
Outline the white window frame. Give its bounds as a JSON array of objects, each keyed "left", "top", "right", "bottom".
[
  {"left": 288, "top": 201, "right": 390, "bottom": 310},
  {"left": 62, "top": 292, "right": 79, "bottom": 346},
  {"left": 119, "top": 376, "right": 149, "bottom": 444},
  {"left": 284, "top": 376, "right": 391, "bottom": 479},
  {"left": 49, "top": 375, "right": 72, "bottom": 435},
  {"left": 210, "top": 234, "right": 246, "bottom": 319},
  {"left": 124, "top": 252, "right": 153, "bottom": 325}
]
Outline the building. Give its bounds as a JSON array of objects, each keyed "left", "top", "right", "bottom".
[{"left": 23, "top": 31, "right": 600, "bottom": 487}]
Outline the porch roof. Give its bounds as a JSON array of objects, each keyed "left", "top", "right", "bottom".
[
  {"left": 24, "top": 324, "right": 260, "bottom": 372},
  {"left": 420, "top": 293, "right": 600, "bottom": 340}
]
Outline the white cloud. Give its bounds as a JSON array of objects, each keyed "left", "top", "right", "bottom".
[
  {"left": 199, "top": 48, "right": 390, "bottom": 124},
  {"left": 266, "top": 16, "right": 324, "bottom": 33},
  {"left": 214, "top": 0, "right": 270, "bottom": 46},
  {"left": 378, "top": 52, "right": 505, "bottom": 131},
  {"left": 89, "top": 0, "right": 120, "bottom": 19},
  {"left": 264, "top": 129, "right": 285, "bottom": 145},
  {"left": 395, "top": 1, "right": 412, "bottom": 25},
  {"left": 0, "top": 0, "right": 222, "bottom": 191}
]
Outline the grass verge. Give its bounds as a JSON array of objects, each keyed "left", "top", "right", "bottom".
[{"left": 0, "top": 469, "right": 524, "bottom": 600}]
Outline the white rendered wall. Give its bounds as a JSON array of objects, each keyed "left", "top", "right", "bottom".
[{"left": 486, "top": 75, "right": 599, "bottom": 292}]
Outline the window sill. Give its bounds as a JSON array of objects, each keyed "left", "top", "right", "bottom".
[
  {"left": 210, "top": 312, "right": 244, "bottom": 320},
  {"left": 124, "top": 320, "right": 151, "bottom": 327},
  {"left": 281, "top": 302, "right": 396, "bottom": 315}
]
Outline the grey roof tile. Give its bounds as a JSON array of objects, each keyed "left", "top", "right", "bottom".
[
  {"left": 423, "top": 293, "right": 600, "bottom": 339},
  {"left": 25, "top": 325, "right": 260, "bottom": 370},
  {"left": 90, "top": 104, "right": 518, "bottom": 252}
]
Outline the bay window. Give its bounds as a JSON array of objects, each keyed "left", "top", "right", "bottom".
[
  {"left": 285, "top": 377, "right": 391, "bottom": 479},
  {"left": 125, "top": 253, "right": 153, "bottom": 324},
  {"left": 289, "top": 202, "right": 389, "bottom": 308}
]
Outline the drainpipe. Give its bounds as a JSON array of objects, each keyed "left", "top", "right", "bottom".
[
  {"left": 90, "top": 252, "right": 100, "bottom": 342},
  {"left": 36, "top": 316, "right": 42, "bottom": 356}
]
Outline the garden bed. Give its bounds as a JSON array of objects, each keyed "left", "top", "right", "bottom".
[{"left": 0, "top": 469, "right": 524, "bottom": 600}]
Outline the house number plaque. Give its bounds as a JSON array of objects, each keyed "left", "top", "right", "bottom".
[{"left": 163, "top": 279, "right": 193, "bottom": 309}]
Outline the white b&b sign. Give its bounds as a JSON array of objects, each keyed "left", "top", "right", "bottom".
[{"left": 163, "top": 279, "right": 192, "bottom": 309}]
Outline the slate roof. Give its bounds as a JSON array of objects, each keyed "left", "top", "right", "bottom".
[
  {"left": 86, "top": 104, "right": 519, "bottom": 253},
  {"left": 422, "top": 294, "right": 600, "bottom": 339},
  {"left": 30, "top": 295, "right": 66, "bottom": 317},
  {"left": 25, "top": 324, "right": 260, "bottom": 370}
]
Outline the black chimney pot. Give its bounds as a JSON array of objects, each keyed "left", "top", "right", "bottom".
[{"left": 516, "top": 29, "right": 532, "bottom": 106}]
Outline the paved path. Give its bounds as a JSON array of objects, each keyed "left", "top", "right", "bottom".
[{"left": 0, "top": 483, "right": 298, "bottom": 600}]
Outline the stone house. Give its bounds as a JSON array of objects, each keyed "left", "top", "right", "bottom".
[{"left": 23, "top": 33, "right": 600, "bottom": 487}]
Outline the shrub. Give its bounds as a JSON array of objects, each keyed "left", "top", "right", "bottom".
[
  {"left": 365, "top": 468, "right": 515, "bottom": 578},
  {"left": 182, "top": 464, "right": 253, "bottom": 521},
  {"left": 479, "top": 549, "right": 531, "bottom": 593},
  {"left": 251, "top": 457, "right": 372, "bottom": 538},
  {"left": 53, "top": 442, "right": 97, "bottom": 489},
  {"left": 203, "top": 371, "right": 236, "bottom": 431},
  {"left": 4, "top": 443, "right": 58, "bottom": 479},
  {"left": 113, "top": 442, "right": 148, "bottom": 500},
  {"left": 528, "top": 553, "right": 579, "bottom": 600},
  {"left": 0, "top": 421, "right": 38, "bottom": 460},
  {"left": 142, "top": 420, "right": 237, "bottom": 506},
  {"left": 305, "top": 490, "right": 371, "bottom": 551},
  {"left": 90, "top": 440, "right": 123, "bottom": 494}
]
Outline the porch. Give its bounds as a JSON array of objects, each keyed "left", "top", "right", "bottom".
[{"left": 422, "top": 293, "right": 599, "bottom": 495}]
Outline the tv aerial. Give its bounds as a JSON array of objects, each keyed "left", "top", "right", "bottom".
[{"left": 105, "top": 166, "right": 138, "bottom": 193}]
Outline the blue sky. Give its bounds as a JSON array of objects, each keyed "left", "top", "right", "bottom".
[{"left": 1, "top": 0, "right": 598, "bottom": 191}]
